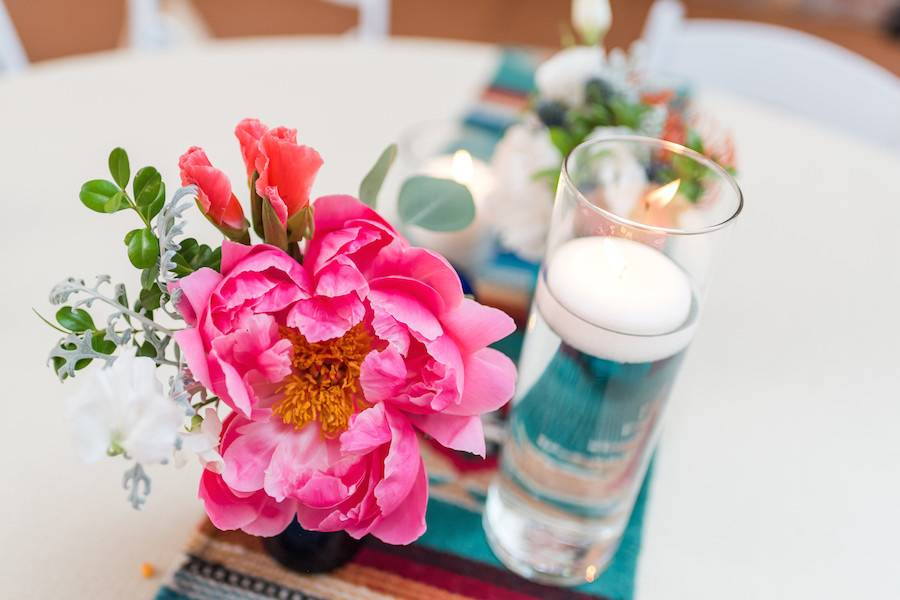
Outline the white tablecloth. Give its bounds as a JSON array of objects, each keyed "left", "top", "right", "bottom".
[{"left": 0, "top": 38, "right": 897, "bottom": 600}]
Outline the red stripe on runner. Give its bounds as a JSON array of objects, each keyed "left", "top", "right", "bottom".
[
  {"left": 357, "top": 542, "right": 606, "bottom": 600},
  {"left": 355, "top": 546, "right": 536, "bottom": 600}
]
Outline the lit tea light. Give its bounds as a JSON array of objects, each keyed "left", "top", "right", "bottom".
[
  {"left": 644, "top": 178, "right": 681, "bottom": 210},
  {"left": 408, "top": 149, "right": 495, "bottom": 269},
  {"left": 451, "top": 149, "right": 474, "bottom": 183}
]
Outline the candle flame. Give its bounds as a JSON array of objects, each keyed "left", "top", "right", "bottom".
[
  {"left": 646, "top": 179, "right": 681, "bottom": 208},
  {"left": 602, "top": 237, "right": 627, "bottom": 278},
  {"left": 451, "top": 150, "right": 474, "bottom": 185},
  {"left": 585, "top": 565, "right": 598, "bottom": 583}
]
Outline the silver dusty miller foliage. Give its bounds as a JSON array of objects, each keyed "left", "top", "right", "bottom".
[{"left": 46, "top": 186, "right": 202, "bottom": 509}]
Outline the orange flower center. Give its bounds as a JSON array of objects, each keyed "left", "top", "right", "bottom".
[{"left": 275, "top": 324, "right": 371, "bottom": 438}]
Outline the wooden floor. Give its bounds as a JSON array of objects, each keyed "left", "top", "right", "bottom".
[{"left": 6, "top": 0, "right": 900, "bottom": 75}]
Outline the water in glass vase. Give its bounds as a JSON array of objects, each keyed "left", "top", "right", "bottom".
[{"left": 484, "top": 278, "right": 696, "bottom": 586}]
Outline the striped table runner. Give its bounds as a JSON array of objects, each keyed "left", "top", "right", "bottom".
[{"left": 155, "top": 49, "right": 653, "bottom": 600}]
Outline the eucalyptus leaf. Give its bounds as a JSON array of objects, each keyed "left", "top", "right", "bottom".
[
  {"left": 397, "top": 176, "right": 475, "bottom": 232},
  {"left": 359, "top": 144, "right": 397, "bottom": 208},
  {"left": 56, "top": 306, "right": 95, "bottom": 333},
  {"left": 125, "top": 228, "right": 159, "bottom": 269},
  {"left": 108, "top": 147, "right": 130, "bottom": 188},
  {"left": 80, "top": 179, "right": 127, "bottom": 213}
]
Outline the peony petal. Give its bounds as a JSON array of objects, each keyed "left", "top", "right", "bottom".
[
  {"left": 374, "top": 409, "right": 421, "bottom": 516},
  {"left": 359, "top": 347, "right": 406, "bottom": 404},
  {"left": 311, "top": 195, "right": 395, "bottom": 239},
  {"left": 441, "top": 298, "right": 517, "bottom": 354},
  {"left": 242, "top": 496, "right": 297, "bottom": 537},
  {"left": 263, "top": 424, "right": 335, "bottom": 501},
  {"left": 220, "top": 240, "right": 255, "bottom": 275},
  {"left": 368, "top": 276, "right": 445, "bottom": 342},
  {"left": 176, "top": 267, "right": 222, "bottom": 325},
  {"left": 222, "top": 419, "right": 290, "bottom": 493},
  {"left": 341, "top": 404, "right": 391, "bottom": 454},
  {"left": 287, "top": 294, "right": 365, "bottom": 343},
  {"left": 173, "top": 328, "right": 212, "bottom": 390},
  {"left": 444, "top": 348, "right": 517, "bottom": 416},
  {"left": 372, "top": 246, "right": 464, "bottom": 311},
  {"left": 408, "top": 413, "right": 486, "bottom": 457},
  {"left": 367, "top": 458, "right": 428, "bottom": 545},
  {"left": 198, "top": 469, "right": 263, "bottom": 531},
  {"left": 314, "top": 258, "right": 369, "bottom": 299},
  {"left": 207, "top": 352, "right": 254, "bottom": 418}
]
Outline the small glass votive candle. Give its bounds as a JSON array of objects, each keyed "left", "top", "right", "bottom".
[
  {"left": 483, "top": 135, "right": 743, "bottom": 586},
  {"left": 397, "top": 119, "right": 497, "bottom": 270}
]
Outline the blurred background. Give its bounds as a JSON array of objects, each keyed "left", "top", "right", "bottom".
[{"left": 2, "top": 0, "right": 899, "bottom": 75}]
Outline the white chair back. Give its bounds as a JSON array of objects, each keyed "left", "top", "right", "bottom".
[
  {"left": 324, "top": 0, "right": 391, "bottom": 40},
  {"left": 642, "top": 0, "right": 900, "bottom": 150},
  {"left": 0, "top": 0, "right": 27, "bottom": 75}
]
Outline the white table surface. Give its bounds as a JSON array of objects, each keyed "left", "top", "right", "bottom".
[{"left": 0, "top": 37, "right": 898, "bottom": 600}]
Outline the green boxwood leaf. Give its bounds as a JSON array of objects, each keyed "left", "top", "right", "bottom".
[
  {"left": 359, "top": 144, "right": 397, "bottom": 208},
  {"left": 548, "top": 127, "right": 576, "bottom": 157},
  {"left": 125, "top": 227, "right": 159, "bottom": 269},
  {"left": 140, "top": 263, "right": 159, "bottom": 290},
  {"left": 609, "top": 100, "right": 650, "bottom": 129},
  {"left": 686, "top": 129, "right": 705, "bottom": 154},
  {"left": 136, "top": 340, "right": 156, "bottom": 358},
  {"left": 139, "top": 286, "right": 163, "bottom": 311},
  {"left": 108, "top": 147, "right": 130, "bottom": 188},
  {"left": 56, "top": 306, "right": 95, "bottom": 332},
  {"left": 398, "top": 176, "right": 475, "bottom": 232},
  {"left": 91, "top": 331, "right": 117, "bottom": 355},
  {"left": 134, "top": 167, "right": 165, "bottom": 222},
  {"left": 80, "top": 179, "right": 127, "bottom": 213}
]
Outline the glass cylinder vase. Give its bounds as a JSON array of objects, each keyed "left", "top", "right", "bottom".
[{"left": 483, "top": 135, "right": 743, "bottom": 586}]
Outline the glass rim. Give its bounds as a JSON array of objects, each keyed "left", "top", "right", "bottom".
[{"left": 561, "top": 134, "right": 744, "bottom": 236}]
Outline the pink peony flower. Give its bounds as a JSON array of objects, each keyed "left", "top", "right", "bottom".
[
  {"left": 176, "top": 195, "right": 516, "bottom": 543},
  {"left": 254, "top": 126, "right": 323, "bottom": 226},
  {"left": 178, "top": 147, "right": 247, "bottom": 232}
]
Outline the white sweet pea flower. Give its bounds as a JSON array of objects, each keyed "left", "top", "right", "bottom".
[
  {"left": 535, "top": 46, "right": 605, "bottom": 106},
  {"left": 176, "top": 407, "right": 224, "bottom": 473},
  {"left": 487, "top": 122, "right": 561, "bottom": 262},
  {"left": 572, "top": 0, "right": 612, "bottom": 45},
  {"left": 66, "top": 347, "right": 183, "bottom": 465}
]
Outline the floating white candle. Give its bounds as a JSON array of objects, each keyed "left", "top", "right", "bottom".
[{"left": 536, "top": 236, "right": 696, "bottom": 363}]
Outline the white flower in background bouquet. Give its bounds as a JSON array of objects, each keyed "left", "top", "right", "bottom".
[{"left": 486, "top": 0, "right": 736, "bottom": 263}]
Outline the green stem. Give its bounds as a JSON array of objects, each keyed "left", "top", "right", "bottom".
[
  {"left": 123, "top": 191, "right": 152, "bottom": 229},
  {"left": 32, "top": 308, "right": 69, "bottom": 334}
]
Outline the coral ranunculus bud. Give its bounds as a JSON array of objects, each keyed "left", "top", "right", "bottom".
[
  {"left": 254, "top": 127, "right": 323, "bottom": 226},
  {"left": 178, "top": 146, "right": 250, "bottom": 242}
]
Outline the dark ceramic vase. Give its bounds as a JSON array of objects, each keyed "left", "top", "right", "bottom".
[{"left": 262, "top": 521, "right": 363, "bottom": 574}]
